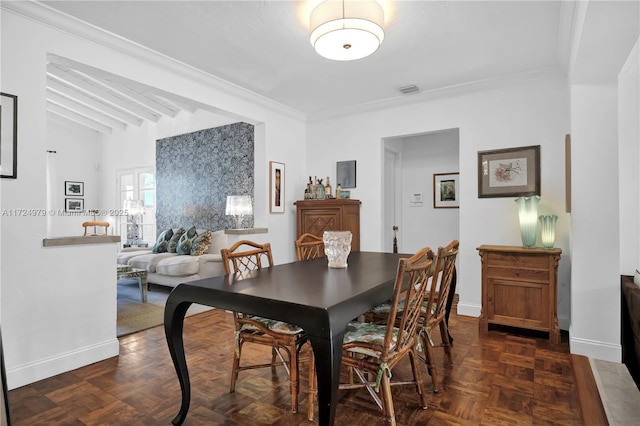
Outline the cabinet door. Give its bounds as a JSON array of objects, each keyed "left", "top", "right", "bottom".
[
  {"left": 300, "top": 208, "right": 341, "bottom": 236},
  {"left": 488, "top": 278, "right": 550, "bottom": 330}
]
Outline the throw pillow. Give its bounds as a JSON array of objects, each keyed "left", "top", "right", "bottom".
[
  {"left": 176, "top": 226, "right": 198, "bottom": 255},
  {"left": 190, "top": 230, "right": 212, "bottom": 256},
  {"left": 167, "top": 227, "right": 186, "bottom": 253},
  {"left": 152, "top": 228, "right": 174, "bottom": 253}
]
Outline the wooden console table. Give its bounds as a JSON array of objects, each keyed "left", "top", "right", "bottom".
[{"left": 477, "top": 245, "right": 562, "bottom": 343}]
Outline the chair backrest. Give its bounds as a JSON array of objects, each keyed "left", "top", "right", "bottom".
[
  {"left": 220, "top": 240, "right": 274, "bottom": 274},
  {"left": 383, "top": 247, "right": 434, "bottom": 360},
  {"left": 424, "top": 240, "right": 459, "bottom": 323},
  {"left": 295, "top": 233, "right": 325, "bottom": 261}
]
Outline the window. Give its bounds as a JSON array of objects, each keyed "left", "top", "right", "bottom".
[{"left": 117, "top": 167, "right": 156, "bottom": 246}]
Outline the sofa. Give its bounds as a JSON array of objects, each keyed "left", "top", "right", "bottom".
[
  {"left": 622, "top": 274, "right": 640, "bottom": 389},
  {"left": 117, "top": 229, "right": 228, "bottom": 288}
]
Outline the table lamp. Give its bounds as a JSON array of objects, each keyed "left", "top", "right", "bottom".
[
  {"left": 226, "top": 195, "right": 252, "bottom": 229},
  {"left": 124, "top": 199, "right": 144, "bottom": 245}
]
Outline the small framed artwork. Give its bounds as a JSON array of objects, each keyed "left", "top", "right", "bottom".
[
  {"left": 434, "top": 172, "right": 459, "bottom": 208},
  {"left": 269, "top": 161, "right": 285, "bottom": 213},
  {"left": 336, "top": 160, "right": 356, "bottom": 189},
  {"left": 65, "top": 198, "right": 84, "bottom": 212},
  {"left": 339, "top": 189, "right": 351, "bottom": 199},
  {"left": 477, "top": 145, "right": 540, "bottom": 198},
  {"left": 0, "top": 92, "right": 18, "bottom": 179},
  {"left": 65, "top": 181, "right": 84, "bottom": 196}
]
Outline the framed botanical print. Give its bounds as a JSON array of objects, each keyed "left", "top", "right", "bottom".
[{"left": 478, "top": 145, "right": 540, "bottom": 198}]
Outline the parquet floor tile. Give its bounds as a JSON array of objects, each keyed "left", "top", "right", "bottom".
[{"left": 8, "top": 308, "right": 590, "bottom": 425}]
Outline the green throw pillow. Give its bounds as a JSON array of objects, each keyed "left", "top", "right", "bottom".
[
  {"left": 152, "top": 228, "right": 174, "bottom": 253},
  {"left": 190, "top": 230, "right": 212, "bottom": 256},
  {"left": 176, "top": 226, "right": 198, "bottom": 255},
  {"left": 167, "top": 227, "right": 186, "bottom": 253}
]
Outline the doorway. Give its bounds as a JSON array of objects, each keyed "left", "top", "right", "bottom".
[{"left": 382, "top": 129, "right": 460, "bottom": 254}]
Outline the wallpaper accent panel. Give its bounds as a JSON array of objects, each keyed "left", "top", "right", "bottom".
[{"left": 156, "top": 122, "right": 254, "bottom": 236}]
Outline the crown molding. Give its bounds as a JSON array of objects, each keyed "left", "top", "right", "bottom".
[
  {"left": 308, "top": 67, "right": 566, "bottom": 123},
  {"left": 2, "top": 1, "right": 307, "bottom": 123}
]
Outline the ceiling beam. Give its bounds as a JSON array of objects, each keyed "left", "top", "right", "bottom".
[
  {"left": 47, "top": 77, "right": 144, "bottom": 127},
  {"left": 47, "top": 63, "right": 161, "bottom": 122},
  {"left": 46, "top": 101, "right": 113, "bottom": 134},
  {"left": 47, "top": 90, "right": 127, "bottom": 131}
]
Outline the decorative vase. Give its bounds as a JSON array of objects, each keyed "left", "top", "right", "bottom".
[
  {"left": 515, "top": 196, "right": 540, "bottom": 248},
  {"left": 323, "top": 231, "right": 352, "bottom": 268},
  {"left": 538, "top": 215, "right": 558, "bottom": 249}
]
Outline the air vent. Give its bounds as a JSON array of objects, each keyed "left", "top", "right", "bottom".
[{"left": 398, "top": 84, "right": 420, "bottom": 95}]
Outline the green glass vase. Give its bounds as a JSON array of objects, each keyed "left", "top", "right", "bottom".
[
  {"left": 515, "top": 196, "right": 540, "bottom": 248},
  {"left": 538, "top": 215, "right": 558, "bottom": 249}
]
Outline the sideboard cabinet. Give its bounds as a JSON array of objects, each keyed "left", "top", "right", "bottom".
[
  {"left": 477, "top": 245, "right": 562, "bottom": 343},
  {"left": 294, "top": 199, "right": 361, "bottom": 251}
]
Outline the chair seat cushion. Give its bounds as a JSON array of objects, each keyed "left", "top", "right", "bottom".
[
  {"left": 240, "top": 316, "right": 303, "bottom": 335},
  {"left": 343, "top": 321, "right": 398, "bottom": 358},
  {"left": 369, "top": 298, "right": 435, "bottom": 316}
]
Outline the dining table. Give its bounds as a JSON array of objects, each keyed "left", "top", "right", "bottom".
[{"left": 164, "top": 250, "right": 407, "bottom": 425}]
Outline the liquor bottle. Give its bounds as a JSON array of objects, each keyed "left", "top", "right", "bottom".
[
  {"left": 335, "top": 183, "right": 342, "bottom": 198},
  {"left": 325, "top": 177, "right": 332, "bottom": 198}
]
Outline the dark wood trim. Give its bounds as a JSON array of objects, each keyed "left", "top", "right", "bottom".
[{"left": 571, "top": 354, "right": 608, "bottom": 426}]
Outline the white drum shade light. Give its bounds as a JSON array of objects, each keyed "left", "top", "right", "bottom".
[{"left": 310, "top": 0, "right": 385, "bottom": 61}]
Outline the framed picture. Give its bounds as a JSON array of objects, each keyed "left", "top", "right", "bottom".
[
  {"left": 65, "top": 181, "right": 84, "bottom": 196},
  {"left": 477, "top": 145, "right": 540, "bottom": 198},
  {"left": 269, "top": 161, "right": 285, "bottom": 213},
  {"left": 336, "top": 160, "right": 356, "bottom": 189},
  {"left": 65, "top": 198, "right": 84, "bottom": 212},
  {"left": 434, "top": 172, "right": 459, "bottom": 208},
  {"left": 0, "top": 92, "right": 18, "bottom": 179},
  {"left": 339, "top": 189, "right": 351, "bottom": 199}
]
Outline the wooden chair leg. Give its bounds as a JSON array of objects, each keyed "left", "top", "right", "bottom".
[
  {"left": 439, "top": 321, "right": 454, "bottom": 364},
  {"left": 288, "top": 344, "right": 299, "bottom": 413},
  {"left": 409, "top": 349, "right": 429, "bottom": 409},
  {"left": 230, "top": 338, "right": 242, "bottom": 393},
  {"left": 307, "top": 350, "right": 316, "bottom": 421},
  {"left": 380, "top": 373, "right": 396, "bottom": 426},
  {"left": 421, "top": 329, "right": 440, "bottom": 393}
]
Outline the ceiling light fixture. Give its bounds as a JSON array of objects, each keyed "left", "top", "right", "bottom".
[{"left": 310, "top": 0, "right": 385, "bottom": 61}]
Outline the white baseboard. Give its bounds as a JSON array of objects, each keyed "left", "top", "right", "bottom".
[
  {"left": 7, "top": 338, "right": 119, "bottom": 390},
  {"left": 457, "top": 302, "right": 481, "bottom": 317},
  {"left": 569, "top": 325, "right": 621, "bottom": 363}
]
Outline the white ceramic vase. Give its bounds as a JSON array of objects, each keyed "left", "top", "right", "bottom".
[{"left": 323, "top": 230, "right": 352, "bottom": 268}]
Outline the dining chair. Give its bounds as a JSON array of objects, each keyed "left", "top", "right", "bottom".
[
  {"left": 363, "top": 240, "right": 459, "bottom": 392},
  {"left": 419, "top": 240, "right": 459, "bottom": 392},
  {"left": 294, "top": 233, "right": 325, "bottom": 261},
  {"left": 308, "top": 247, "right": 434, "bottom": 425},
  {"left": 221, "top": 240, "right": 308, "bottom": 413}
]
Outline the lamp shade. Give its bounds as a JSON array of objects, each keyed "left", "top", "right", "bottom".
[
  {"left": 310, "top": 0, "right": 385, "bottom": 61},
  {"left": 123, "top": 199, "right": 144, "bottom": 216},
  {"left": 225, "top": 195, "right": 253, "bottom": 216}
]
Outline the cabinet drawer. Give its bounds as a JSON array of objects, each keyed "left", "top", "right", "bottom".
[
  {"left": 486, "top": 266, "right": 550, "bottom": 282},
  {"left": 486, "top": 252, "right": 550, "bottom": 270}
]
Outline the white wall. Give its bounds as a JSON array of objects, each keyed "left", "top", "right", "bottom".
[
  {"left": 1, "top": 6, "right": 306, "bottom": 388},
  {"left": 307, "top": 78, "right": 571, "bottom": 328},
  {"left": 46, "top": 120, "right": 102, "bottom": 237},
  {"left": 399, "top": 131, "right": 459, "bottom": 253},
  {"left": 618, "top": 39, "right": 640, "bottom": 274},
  {"left": 569, "top": 84, "right": 620, "bottom": 361}
]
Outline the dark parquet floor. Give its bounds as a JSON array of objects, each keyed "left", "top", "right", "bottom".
[{"left": 8, "top": 308, "right": 583, "bottom": 425}]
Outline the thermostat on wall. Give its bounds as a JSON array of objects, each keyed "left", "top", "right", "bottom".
[{"left": 409, "top": 193, "right": 423, "bottom": 207}]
